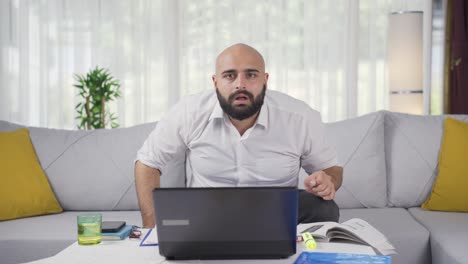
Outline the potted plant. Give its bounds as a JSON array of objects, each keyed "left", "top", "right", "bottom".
[{"left": 74, "top": 67, "right": 122, "bottom": 129}]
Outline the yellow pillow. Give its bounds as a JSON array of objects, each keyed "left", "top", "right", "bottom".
[
  {"left": 0, "top": 128, "right": 62, "bottom": 221},
  {"left": 422, "top": 117, "right": 468, "bottom": 212}
]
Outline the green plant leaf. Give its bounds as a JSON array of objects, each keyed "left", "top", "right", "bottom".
[{"left": 74, "top": 66, "right": 122, "bottom": 130}]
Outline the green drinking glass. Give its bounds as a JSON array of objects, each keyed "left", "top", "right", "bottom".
[{"left": 77, "top": 213, "right": 102, "bottom": 245}]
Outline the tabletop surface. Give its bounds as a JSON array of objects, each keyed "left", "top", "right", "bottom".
[{"left": 24, "top": 229, "right": 376, "bottom": 264}]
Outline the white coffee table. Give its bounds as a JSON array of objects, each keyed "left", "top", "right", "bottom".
[{"left": 24, "top": 229, "right": 375, "bottom": 264}]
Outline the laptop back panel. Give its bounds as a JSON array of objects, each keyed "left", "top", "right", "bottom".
[{"left": 153, "top": 187, "right": 298, "bottom": 260}]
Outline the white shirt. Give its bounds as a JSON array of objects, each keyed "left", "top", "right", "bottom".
[{"left": 136, "top": 90, "right": 338, "bottom": 187}]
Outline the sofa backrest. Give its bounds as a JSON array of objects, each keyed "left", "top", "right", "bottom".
[
  {"left": 300, "top": 111, "right": 387, "bottom": 209},
  {"left": 4, "top": 111, "right": 466, "bottom": 211},
  {"left": 0, "top": 120, "right": 185, "bottom": 211},
  {"left": 384, "top": 112, "right": 468, "bottom": 208}
]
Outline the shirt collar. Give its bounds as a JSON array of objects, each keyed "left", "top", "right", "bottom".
[
  {"left": 208, "top": 95, "right": 269, "bottom": 129},
  {"left": 209, "top": 100, "right": 225, "bottom": 121}
]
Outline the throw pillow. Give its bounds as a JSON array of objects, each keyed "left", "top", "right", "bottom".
[
  {"left": 0, "top": 128, "right": 62, "bottom": 221},
  {"left": 422, "top": 117, "right": 468, "bottom": 212}
]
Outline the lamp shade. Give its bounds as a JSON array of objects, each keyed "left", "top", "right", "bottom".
[{"left": 387, "top": 11, "right": 423, "bottom": 114}]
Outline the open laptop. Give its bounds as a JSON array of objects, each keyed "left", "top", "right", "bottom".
[{"left": 152, "top": 187, "right": 298, "bottom": 260}]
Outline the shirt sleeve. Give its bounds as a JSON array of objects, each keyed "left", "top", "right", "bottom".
[
  {"left": 135, "top": 99, "right": 189, "bottom": 176},
  {"left": 300, "top": 109, "right": 339, "bottom": 174}
]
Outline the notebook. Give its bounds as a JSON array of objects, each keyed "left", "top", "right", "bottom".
[
  {"left": 153, "top": 187, "right": 298, "bottom": 260},
  {"left": 101, "top": 225, "right": 132, "bottom": 240}
]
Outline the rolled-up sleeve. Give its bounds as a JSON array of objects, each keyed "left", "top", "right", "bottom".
[{"left": 136, "top": 100, "right": 189, "bottom": 176}]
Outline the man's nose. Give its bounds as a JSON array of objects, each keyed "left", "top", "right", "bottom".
[{"left": 234, "top": 74, "right": 247, "bottom": 90}]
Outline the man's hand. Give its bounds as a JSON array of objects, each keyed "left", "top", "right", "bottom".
[{"left": 304, "top": 170, "right": 336, "bottom": 200}]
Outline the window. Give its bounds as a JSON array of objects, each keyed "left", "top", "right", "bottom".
[{"left": 0, "top": 0, "right": 427, "bottom": 128}]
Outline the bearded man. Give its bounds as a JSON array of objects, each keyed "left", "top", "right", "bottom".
[{"left": 135, "top": 43, "right": 343, "bottom": 228}]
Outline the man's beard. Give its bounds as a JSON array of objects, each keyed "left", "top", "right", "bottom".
[{"left": 216, "top": 85, "right": 266, "bottom": 121}]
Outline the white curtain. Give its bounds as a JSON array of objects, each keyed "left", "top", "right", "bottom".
[{"left": 0, "top": 0, "right": 426, "bottom": 129}]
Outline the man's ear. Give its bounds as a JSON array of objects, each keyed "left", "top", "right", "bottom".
[
  {"left": 264, "top": 72, "right": 269, "bottom": 86},
  {"left": 212, "top": 74, "right": 217, "bottom": 90}
]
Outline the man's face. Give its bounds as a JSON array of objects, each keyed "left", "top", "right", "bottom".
[{"left": 212, "top": 45, "right": 269, "bottom": 121}]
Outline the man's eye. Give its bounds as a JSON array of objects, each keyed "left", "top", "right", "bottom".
[
  {"left": 223, "top": 74, "right": 235, "bottom": 79},
  {"left": 247, "top": 73, "right": 257, "bottom": 78}
]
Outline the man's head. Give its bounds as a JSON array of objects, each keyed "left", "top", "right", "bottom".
[{"left": 212, "top": 43, "right": 269, "bottom": 121}]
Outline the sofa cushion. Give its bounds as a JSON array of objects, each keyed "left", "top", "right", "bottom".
[
  {"left": 300, "top": 111, "right": 387, "bottom": 208},
  {"left": 0, "top": 121, "right": 186, "bottom": 211},
  {"left": 0, "top": 211, "right": 142, "bottom": 264},
  {"left": 384, "top": 112, "right": 468, "bottom": 208},
  {"left": 422, "top": 117, "right": 468, "bottom": 212},
  {"left": 409, "top": 207, "right": 468, "bottom": 264},
  {"left": 340, "top": 208, "right": 430, "bottom": 264},
  {"left": 0, "top": 240, "right": 70, "bottom": 264},
  {"left": 30, "top": 123, "right": 156, "bottom": 211},
  {"left": 0, "top": 128, "right": 62, "bottom": 221}
]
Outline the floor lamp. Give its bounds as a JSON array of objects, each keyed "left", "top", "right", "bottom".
[{"left": 387, "top": 11, "right": 424, "bottom": 115}]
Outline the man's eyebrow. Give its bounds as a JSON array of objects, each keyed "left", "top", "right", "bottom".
[
  {"left": 221, "top": 69, "right": 261, "bottom": 75},
  {"left": 221, "top": 69, "right": 237, "bottom": 75}
]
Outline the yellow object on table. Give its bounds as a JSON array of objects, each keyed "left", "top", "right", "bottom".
[{"left": 301, "top": 232, "right": 317, "bottom": 250}]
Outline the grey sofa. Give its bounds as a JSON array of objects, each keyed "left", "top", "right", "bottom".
[{"left": 1, "top": 111, "right": 467, "bottom": 264}]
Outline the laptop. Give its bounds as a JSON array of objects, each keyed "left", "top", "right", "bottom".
[{"left": 152, "top": 187, "right": 298, "bottom": 260}]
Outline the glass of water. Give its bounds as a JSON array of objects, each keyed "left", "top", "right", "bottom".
[{"left": 77, "top": 213, "right": 102, "bottom": 245}]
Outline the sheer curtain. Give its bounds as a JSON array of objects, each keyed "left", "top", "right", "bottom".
[{"left": 0, "top": 0, "right": 425, "bottom": 129}]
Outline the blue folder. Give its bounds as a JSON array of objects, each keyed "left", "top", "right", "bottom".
[{"left": 294, "top": 252, "right": 391, "bottom": 264}]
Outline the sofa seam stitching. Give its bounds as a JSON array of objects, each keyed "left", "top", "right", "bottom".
[
  {"left": 340, "top": 112, "right": 381, "bottom": 208},
  {"left": 394, "top": 115, "right": 441, "bottom": 206},
  {"left": 43, "top": 130, "right": 99, "bottom": 170}
]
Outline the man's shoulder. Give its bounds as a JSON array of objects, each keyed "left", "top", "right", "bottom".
[{"left": 266, "top": 90, "right": 320, "bottom": 117}]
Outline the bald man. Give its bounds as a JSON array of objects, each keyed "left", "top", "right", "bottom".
[{"left": 135, "top": 43, "right": 343, "bottom": 228}]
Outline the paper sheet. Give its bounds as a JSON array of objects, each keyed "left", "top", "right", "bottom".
[{"left": 140, "top": 228, "right": 159, "bottom": 246}]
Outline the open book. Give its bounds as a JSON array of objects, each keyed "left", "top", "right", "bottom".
[{"left": 297, "top": 218, "right": 396, "bottom": 256}]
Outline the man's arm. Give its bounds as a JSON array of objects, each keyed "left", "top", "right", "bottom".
[
  {"left": 304, "top": 166, "right": 343, "bottom": 200},
  {"left": 135, "top": 161, "right": 160, "bottom": 228}
]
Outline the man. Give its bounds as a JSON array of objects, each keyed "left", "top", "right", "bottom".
[{"left": 135, "top": 43, "right": 343, "bottom": 228}]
